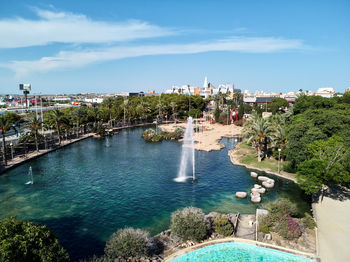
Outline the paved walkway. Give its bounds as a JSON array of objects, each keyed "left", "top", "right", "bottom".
[{"left": 314, "top": 186, "right": 350, "bottom": 262}]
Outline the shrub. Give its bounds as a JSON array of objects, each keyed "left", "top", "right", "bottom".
[
  {"left": 218, "top": 112, "right": 229, "bottom": 125},
  {"left": 142, "top": 129, "right": 163, "bottom": 142},
  {"left": 213, "top": 216, "right": 234, "bottom": 236},
  {"left": 283, "top": 164, "right": 297, "bottom": 173},
  {"left": 0, "top": 216, "right": 69, "bottom": 262},
  {"left": 173, "top": 127, "right": 185, "bottom": 139},
  {"left": 274, "top": 216, "right": 302, "bottom": 240},
  {"left": 258, "top": 214, "right": 274, "bottom": 234},
  {"left": 104, "top": 228, "right": 154, "bottom": 259},
  {"left": 264, "top": 198, "right": 298, "bottom": 217},
  {"left": 170, "top": 207, "right": 207, "bottom": 242},
  {"left": 301, "top": 213, "right": 316, "bottom": 229}
]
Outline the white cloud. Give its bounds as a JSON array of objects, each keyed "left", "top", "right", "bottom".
[
  {"left": 0, "top": 8, "right": 174, "bottom": 48},
  {"left": 4, "top": 37, "right": 306, "bottom": 77}
]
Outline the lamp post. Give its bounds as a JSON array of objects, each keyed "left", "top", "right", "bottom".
[{"left": 278, "top": 148, "right": 281, "bottom": 173}]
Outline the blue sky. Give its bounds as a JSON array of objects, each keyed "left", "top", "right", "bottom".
[{"left": 0, "top": 0, "right": 349, "bottom": 94}]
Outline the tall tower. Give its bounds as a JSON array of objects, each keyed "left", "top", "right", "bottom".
[{"left": 203, "top": 76, "right": 209, "bottom": 91}]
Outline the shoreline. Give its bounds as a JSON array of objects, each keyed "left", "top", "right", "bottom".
[{"left": 228, "top": 142, "right": 298, "bottom": 183}]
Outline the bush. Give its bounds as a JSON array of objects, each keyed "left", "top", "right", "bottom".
[
  {"left": 0, "top": 216, "right": 69, "bottom": 262},
  {"left": 258, "top": 214, "right": 274, "bottom": 234},
  {"left": 213, "top": 216, "right": 234, "bottom": 236},
  {"left": 170, "top": 207, "right": 207, "bottom": 242},
  {"left": 218, "top": 112, "right": 229, "bottom": 125},
  {"left": 104, "top": 228, "right": 154, "bottom": 259},
  {"left": 301, "top": 213, "right": 316, "bottom": 229},
  {"left": 283, "top": 164, "right": 297, "bottom": 173},
  {"left": 142, "top": 129, "right": 163, "bottom": 142},
  {"left": 264, "top": 198, "right": 298, "bottom": 217},
  {"left": 274, "top": 216, "right": 302, "bottom": 240},
  {"left": 173, "top": 127, "right": 185, "bottom": 139}
]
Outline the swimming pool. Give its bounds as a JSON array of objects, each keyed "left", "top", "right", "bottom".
[{"left": 171, "top": 242, "right": 316, "bottom": 262}]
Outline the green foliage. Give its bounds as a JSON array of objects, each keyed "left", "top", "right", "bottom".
[
  {"left": 213, "top": 216, "right": 234, "bottom": 236},
  {"left": 18, "top": 132, "right": 44, "bottom": 144},
  {"left": 286, "top": 96, "right": 350, "bottom": 170},
  {"left": 259, "top": 215, "right": 274, "bottom": 234},
  {"left": 141, "top": 129, "right": 163, "bottom": 142},
  {"left": 297, "top": 136, "right": 350, "bottom": 194},
  {"left": 259, "top": 199, "right": 302, "bottom": 240},
  {"left": 188, "top": 108, "right": 201, "bottom": 118},
  {"left": 218, "top": 112, "right": 229, "bottom": 125},
  {"left": 214, "top": 106, "right": 220, "bottom": 123},
  {"left": 104, "top": 228, "right": 154, "bottom": 259},
  {"left": 170, "top": 207, "right": 207, "bottom": 242},
  {"left": 268, "top": 98, "right": 290, "bottom": 114},
  {"left": 264, "top": 198, "right": 298, "bottom": 217},
  {"left": 301, "top": 213, "right": 316, "bottom": 229},
  {"left": 274, "top": 216, "right": 302, "bottom": 240},
  {"left": 142, "top": 128, "right": 183, "bottom": 142},
  {"left": 0, "top": 216, "right": 69, "bottom": 262}
]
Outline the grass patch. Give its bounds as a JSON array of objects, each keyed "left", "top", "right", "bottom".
[
  {"left": 238, "top": 141, "right": 251, "bottom": 149},
  {"left": 239, "top": 148, "right": 279, "bottom": 173}
]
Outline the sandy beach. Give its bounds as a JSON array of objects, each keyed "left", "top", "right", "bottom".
[
  {"left": 159, "top": 122, "right": 243, "bottom": 151},
  {"left": 314, "top": 187, "right": 350, "bottom": 262}
]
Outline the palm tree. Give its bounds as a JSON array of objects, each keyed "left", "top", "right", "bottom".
[
  {"left": 136, "top": 101, "right": 150, "bottom": 123},
  {"left": 47, "top": 109, "right": 65, "bottom": 145},
  {"left": 0, "top": 113, "right": 21, "bottom": 165},
  {"left": 87, "top": 106, "right": 100, "bottom": 129},
  {"left": 28, "top": 116, "right": 41, "bottom": 152},
  {"left": 243, "top": 113, "right": 275, "bottom": 162}
]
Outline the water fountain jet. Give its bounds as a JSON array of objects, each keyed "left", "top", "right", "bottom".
[
  {"left": 25, "top": 166, "right": 33, "bottom": 185},
  {"left": 175, "top": 117, "right": 196, "bottom": 182}
]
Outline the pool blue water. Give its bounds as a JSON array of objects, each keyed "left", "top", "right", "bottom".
[
  {"left": 0, "top": 127, "right": 310, "bottom": 260},
  {"left": 172, "top": 242, "right": 316, "bottom": 262}
]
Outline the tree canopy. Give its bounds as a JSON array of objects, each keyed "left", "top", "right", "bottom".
[{"left": 0, "top": 216, "right": 69, "bottom": 262}]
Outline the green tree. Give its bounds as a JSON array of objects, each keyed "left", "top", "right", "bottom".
[
  {"left": 46, "top": 109, "right": 66, "bottom": 145},
  {"left": 0, "top": 216, "right": 68, "bottom": 262},
  {"left": 243, "top": 113, "right": 275, "bottom": 161},
  {"left": 28, "top": 116, "right": 41, "bottom": 152},
  {"left": 0, "top": 113, "right": 21, "bottom": 165},
  {"left": 268, "top": 98, "right": 289, "bottom": 114},
  {"left": 297, "top": 136, "right": 350, "bottom": 194}
]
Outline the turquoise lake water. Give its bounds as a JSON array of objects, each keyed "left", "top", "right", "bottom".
[
  {"left": 172, "top": 242, "right": 316, "bottom": 262},
  {"left": 0, "top": 127, "right": 310, "bottom": 260}
]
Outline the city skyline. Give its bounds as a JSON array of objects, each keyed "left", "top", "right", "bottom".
[{"left": 0, "top": 0, "right": 349, "bottom": 94}]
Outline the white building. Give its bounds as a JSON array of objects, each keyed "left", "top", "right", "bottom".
[
  {"left": 84, "top": 98, "right": 104, "bottom": 104},
  {"left": 165, "top": 76, "right": 239, "bottom": 98},
  {"left": 314, "top": 87, "right": 335, "bottom": 98}
]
